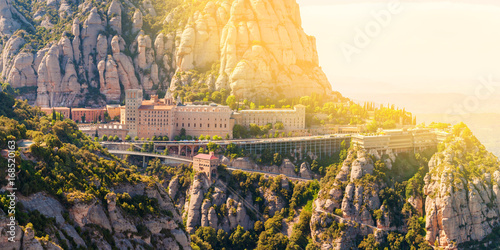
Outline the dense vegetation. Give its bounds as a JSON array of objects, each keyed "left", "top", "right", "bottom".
[{"left": 0, "top": 87, "right": 165, "bottom": 247}]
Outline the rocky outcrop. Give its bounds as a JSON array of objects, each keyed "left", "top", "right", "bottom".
[
  {"left": 20, "top": 192, "right": 87, "bottom": 248},
  {"left": 82, "top": 7, "right": 105, "bottom": 85},
  {"left": 112, "top": 35, "right": 140, "bottom": 90},
  {"left": 0, "top": 0, "right": 21, "bottom": 37},
  {"left": 1, "top": 0, "right": 332, "bottom": 105},
  {"left": 0, "top": 34, "right": 37, "bottom": 89},
  {"left": 229, "top": 157, "right": 313, "bottom": 179},
  {"left": 108, "top": 0, "right": 122, "bottom": 34},
  {"left": 13, "top": 181, "right": 190, "bottom": 250},
  {"left": 185, "top": 174, "right": 209, "bottom": 233},
  {"left": 0, "top": 209, "right": 23, "bottom": 249},
  {"left": 181, "top": 172, "right": 261, "bottom": 233},
  {"left": 99, "top": 55, "right": 121, "bottom": 102},
  {"left": 132, "top": 9, "right": 143, "bottom": 34},
  {"left": 35, "top": 41, "right": 83, "bottom": 107},
  {"left": 310, "top": 149, "right": 385, "bottom": 249},
  {"left": 106, "top": 192, "right": 138, "bottom": 233},
  {"left": 423, "top": 124, "right": 500, "bottom": 249}
]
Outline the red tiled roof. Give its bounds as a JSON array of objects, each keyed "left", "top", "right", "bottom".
[{"left": 195, "top": 154, "right": 218, "bottom": 160}]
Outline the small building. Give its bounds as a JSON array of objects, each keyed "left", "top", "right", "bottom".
[
  {"left": 233, "top": 105, "right": 306, "bottom": 131},
  {"left": 40, "top": 107, "right": 71, "bottom": 119},
  {"left": 71, "top": 108, "right": 106, "bottom": 123},
  {"left": 79, "top": 124, "right": 128, "bottom": 140},
  {"left": 193, "top": 152, "right": 219, "bottom": 181},
  {"left": 106, "top": 105, "right": 122, "bottom": 121}
]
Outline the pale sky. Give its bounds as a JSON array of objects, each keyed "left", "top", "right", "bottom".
[{"left": 296, "top": 0, "right": 500, "bottom": 96}]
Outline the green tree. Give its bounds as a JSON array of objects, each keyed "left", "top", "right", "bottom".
[
  {"left": 195, "top": 227, "right": 217, "bottom": 247},
  {"left": 233, "top": 124, "right": 248, "bottom": 139},
  {"left": 230, "top": 225, "right": 254, "bottom": 249},
  {"left": 211, "top": 91, "right": 222, "bottom": 103},
  {"left": 125, "top": 135, "right": 131, "bottom": 141},
  {"left": 274, "top": 122, "right": 284, "bottom": 130},
  {"left": 102, "top": 134, "right": 108, "bottom": 141},
  {"left": 226, "top": 95, "right": 237, "bottom": 110},
  {"left": 272, "top": 153, "right": 283, "bottom": 166},
  {"left": 358, "top": 234, "right": 380, "bottom": 250},
  {"left": 207, "top": 142, "right": 220, "bottom": 152}
]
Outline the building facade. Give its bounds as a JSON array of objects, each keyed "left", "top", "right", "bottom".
[
  {"left": 137, "top": 95, "right": 175, "bottom": 139},
  {"left": 233, "top": 105, "right": 306, "bottom": 131},
  {"left": 174, "top": 104, "right": 233, "bottom": 139},
  {"left": 123, "top": 90, "right": 234, "bottom": 140},
  {"left": 71, "top": 108, "right": 106, "bottom": 123},
  {"left": 79, "top": 124, "right": 129, "bottom": 140},
  {"left": 352, "top": 128, "right": 438, "bottom": 153},
  {"left": 125, "top": 89, "right": 143, "bottom": 137},
  {"left": 40, "top": 107, "right": 71, "bottom": 119},
  {"left": 193, "top": 152, "right": 219, "bottom": 181},
  {"left": 106, "top": 105, "right": 122, "bottom": 120}
]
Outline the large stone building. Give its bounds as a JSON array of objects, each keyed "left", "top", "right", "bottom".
[
  {"left": 352, "top": 128, "right": 438, "bottom": 153},
  {"left": 233, "top": 105, "right": 306, "bottom": 131},
  {"left": 123, "top": 89, "right": 234, "bottom": 139}
]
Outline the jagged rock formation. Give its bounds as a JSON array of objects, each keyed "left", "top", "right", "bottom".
[
  {"left": 310, "top": 149, "right": 387, "bottom": 249},
  {"left": 424, "top": 124, "right": 500, "bottom": 249},
  {"left": 0, "top": 185, "right": 190, "bottom": 249},
  {"left": 1, "top": 0, "right": 332, "bottom": 107},
  {"left": 0, "top": 0, "right": 22, "bottom": 37},
  {"left": 171, "top": 0, "right": 332, "bottom": 99},
  {"left": 182, "top": 173, "right": 255, "bottom": 234},
  {"left": 227, "top": 156, "right": 314, "bottom": 179}
]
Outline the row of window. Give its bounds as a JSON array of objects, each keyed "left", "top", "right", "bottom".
[{"left": 175, "top": 123, "right": 227, "bottom": 129}]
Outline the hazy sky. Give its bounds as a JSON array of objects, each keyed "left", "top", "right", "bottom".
[{"left": 296, "top": 0, "right": 500, "bottom": 96}]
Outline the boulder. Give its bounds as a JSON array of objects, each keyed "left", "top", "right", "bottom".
[
  {"left": 299, "top": 162, "right": 313, "bottom": 179},
  {"left": 0, "top": 0, "right": 21, "bottom": 37},
  {"left": 107, "top": 0, "right": 122, "bottom": 34},
  {"left": 81, "top": 7, "right": 105, "bottom": 84},
  {"left": 99, "top": 55, "right": 121, "bottom": 102},
  {"left": 105, "top": 192, "right": 137, "bottom": 233},
  {"left": 132, "top": 9, "right": 143, "bottom": 34}
]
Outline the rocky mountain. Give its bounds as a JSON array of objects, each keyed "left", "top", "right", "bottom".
[
  {"left": 424, "top": 123, "right": 500, "bottom": 249},
  {"left": 306, "top": 124, "right": 500, "bottom": 250},
  {"left": 3, "top": 85, "right": 500, "bottom": 249},
  {"left": 310, "top": 149, "right": 384, "bottom": 249},
  {"left": 0, "top": 95, "right": 190, "bottom": 249},
  {"left": 1, "top": 0, "right": 333, "bottom": 107}
]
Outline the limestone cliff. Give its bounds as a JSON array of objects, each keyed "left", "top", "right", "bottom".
[
  {"left": 170, "top": 0, "right": 332, "bottom": 99},
  {"left": 424, "top": 124, "right": 500, "bottom": 249},
  {"left": 310, "top": 149, "right": 387, "bottom": 249},
  {"left": 1, "top": 0, "right": 332, "bottom": 107},
  {"left": 0, "top": 184, "right": 191, "bottom": 250}
]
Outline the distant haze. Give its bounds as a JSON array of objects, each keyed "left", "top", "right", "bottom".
[{"left": 297, "top": 0, "right": 500, "bottom": 113}]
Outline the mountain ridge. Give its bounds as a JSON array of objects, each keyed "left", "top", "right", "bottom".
[{"left": 2, "top": 0, "right": 333, "bottom": 107}]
